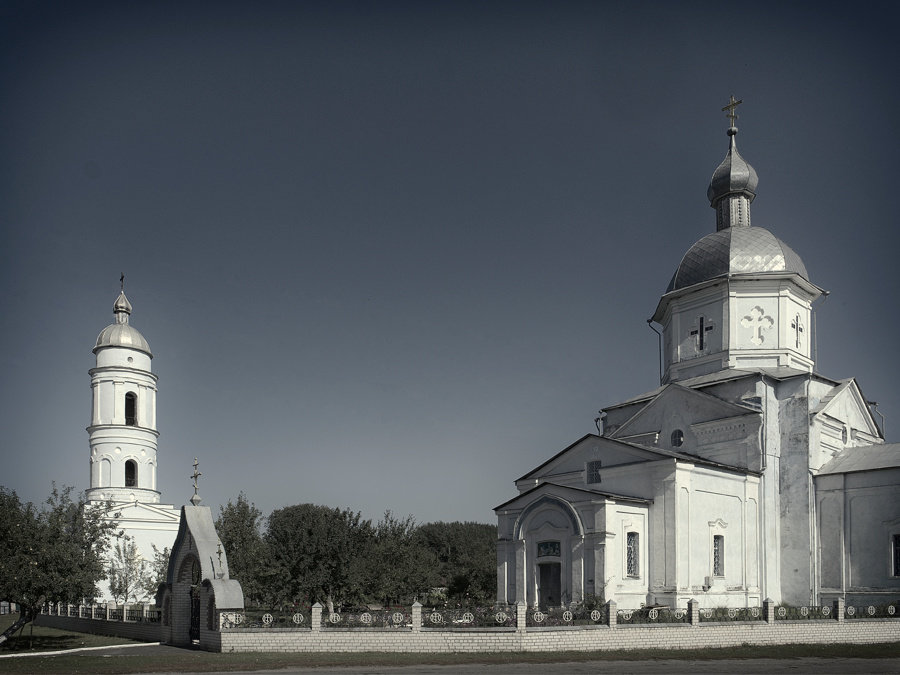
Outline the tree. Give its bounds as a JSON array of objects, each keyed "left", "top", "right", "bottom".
[
  {"left": 417, "top": 521, "right": 497, "bottom": 605},
  {"left": 141, "top": 544, "right": 171, "bottom": 603},
  {"left": 215, "top": 493, "right": 266, "bottom": 605},
  {"left": 366, "top": 511, "right": 437, "bottom": 607},
  {"left": 108, "top": 535, "right": 148, "bottom": 604},
  {"left": 0, "top": 485, "right": 116, "bottom": 644},
  {"left": 265, "top": 503, "right": 372, "bottom": 612}
]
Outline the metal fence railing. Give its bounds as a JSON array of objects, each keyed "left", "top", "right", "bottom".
[
  {"left": 619, "top": 606, "right": 691, "bottom": 624},
  {"left": 424, "top": 606, "right": 515, "bottom": 629},
  {"left": 526, "top": 604, "right": 608, "bottom": 627},
  {"left": 323, "top": 608, "right": 412, "bottom": 629}
]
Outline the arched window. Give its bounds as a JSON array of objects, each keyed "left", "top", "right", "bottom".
[
  {"left": 125, "top": 392, "right": 137, "bottom": 426},
  {"left": 125, "top": 459, "right": 137, "bottom": 487}
]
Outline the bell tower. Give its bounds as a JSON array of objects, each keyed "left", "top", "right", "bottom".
[{"left": 86, "top": 284, "right": 160, "bottom": 503}]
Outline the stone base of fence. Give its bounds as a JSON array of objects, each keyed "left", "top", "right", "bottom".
[
  {"left": 212, "top": 619, "right": 900, "bottom": 653},
  {"left": 35, "top": 601, "right": 900, "bottom": 654},
  {"left": 34, "top": 613, "right": 161, "bottom": 643}
]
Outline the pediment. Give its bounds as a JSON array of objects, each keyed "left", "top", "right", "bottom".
[
  {"left": 495, "top": 480, "right": 651, "bottom": 515},
  {"left": 104, "top": 501, "right": 181, "bottom": 524},
  {"left": 812, "top": 379, "right": 882, "bottom": 441},
  {"left": 516, "top": 434, "right": 669, "bottom": 485},
  {"left": 610, "top": 384, "right": 759, "bottom": 452}
]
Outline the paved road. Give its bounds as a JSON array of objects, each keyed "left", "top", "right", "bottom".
[
  {"left": 12, "top": 642, "right": 900, "bottom": 674},
  {"left": 147, "top": 659, "right": 900, "bottom": 674}
]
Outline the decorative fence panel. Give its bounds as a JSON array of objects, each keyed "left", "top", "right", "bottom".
[
  {"left": 619, "top": 606, "right": 690, "bottom": 624},
  {"left": 323, "top": 608, "right": 411, "bottom": 629},
  {"left": 526, "top": 605, "right": 607, "bottom": 627},
  {"left": 424, "top": 606, "right": 515, "bottom": 629},
  {"left": 773, "top": 605, "right": 831, "bottom": 620},
  {"left": 845, "top": 603, "right": 898, "bottom": 619},
  {"left": 699, "top": 607, "right": 765, "bottom": 622}
]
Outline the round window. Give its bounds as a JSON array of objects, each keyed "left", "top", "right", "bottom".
[{"left": 671, "top": 429, "right": 684, "bottom": 447}]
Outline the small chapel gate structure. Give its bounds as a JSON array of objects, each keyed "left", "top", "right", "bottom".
[{"left": 157, "top": 498, "right": 244, "bottom": 649}]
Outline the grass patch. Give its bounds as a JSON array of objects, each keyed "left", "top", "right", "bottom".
[
  {"left": 0, "top": 614, "right": 140, "bottom": 653},
  {"left": 0, "top": 641, "right": 896, "bottom": 674}
]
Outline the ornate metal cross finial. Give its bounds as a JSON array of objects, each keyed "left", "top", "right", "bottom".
[
  {"left": 190, "top": 457, "right": 202, "bottom": 505},
  {"left": 722, "top": 95, "right": 742, "bottom": 127}
]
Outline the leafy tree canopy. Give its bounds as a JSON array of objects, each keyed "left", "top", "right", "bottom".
[{"left": 0, "top": 485, "right": 116, "bottom": 642}]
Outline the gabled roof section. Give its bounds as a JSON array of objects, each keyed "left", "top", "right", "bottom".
[
  {"left": 817, "top": 443, "right": 900, "bottom": 475},
  {"left": 604, "top": 367, "right": 830, "bottom": 411},
  {"left": 495, "top": 480, "right": 652, "bottom": 512},
  {"left": 101, "top": 501, "right": 181, "bottom": 523},
  {"left": 515, "top": 434, "right": 670, "bottom": 483},
  {"left": 811, "top": 378, "right": 883, "bottom": 439},
  {"left": 610, "top": 383, "right": 758, "bottom": 440},
  {"left": 515, "top": 432, "right": 756, "bottom": 485}
]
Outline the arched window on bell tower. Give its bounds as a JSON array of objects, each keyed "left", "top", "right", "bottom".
[
  {"left": 125, "top": 392, "right": 137, "bottom": 426},
  {"left": 125, "top": 459, "right": 138, "bottom": 488}
]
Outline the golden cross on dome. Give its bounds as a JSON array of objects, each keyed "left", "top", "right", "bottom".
[{"left": 722, "top": 95, "right": 743, "bottom": 127}]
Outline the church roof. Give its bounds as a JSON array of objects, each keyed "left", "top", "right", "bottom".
[
  {"left": 603, "top": 366, "right": 816, "bottom": 411},
  {"left": 94, "top": 290, "right": 153, "bottom": 356},
  {"left": 495, "top": 480, "right": 652, "bottom": 512},
  {"left": 817, "top": 443, "right": 900, "bottom": 475},
  {"left": 515, "top": 433, "right": 757, "bottom": 484},
  {"left": 665, "top": 225, "right": 810, "bottom": 292}
]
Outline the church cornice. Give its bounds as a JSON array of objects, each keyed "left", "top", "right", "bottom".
[
  {"left": 89, "top": 365, "right": 159, "bottom": 382},
  {"left": 86, "top": 423, "right": 160, "bottom": 437},
  {"left": 651, "top": 272, "right": 826, "bottom": 325}
]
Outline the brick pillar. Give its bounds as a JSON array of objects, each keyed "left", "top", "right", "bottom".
[
  {"left": 411, "top": 602, "right": 422, "bottom": 632},
  {"left": 105, "top": 603, "right": 111, "bottom": 621},
  {"left": 688, "top": 598, "right": 700, "bottom": 626},
  {"left": 516, "top": 601, "right": 526, "bottom": 631},
  {"left": 763, "top": 597, "right": 775, "bottom": 623},
  {"left": 606, "top": 600, "right": 617, "bottom": 627},
  {"left": 311, "top": 602, "right": 322, "bottom": 632},
  {"left": 833, "top": 597, "right": 845, "bottom": 623}
]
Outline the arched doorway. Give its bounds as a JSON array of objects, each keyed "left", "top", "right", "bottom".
[{"left": 189, "top": 558, "right": 201, "bottom": 641}]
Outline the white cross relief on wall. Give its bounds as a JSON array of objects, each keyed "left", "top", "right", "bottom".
[{"left": 740, "top": 306, "right": 774, "bottom": 345}]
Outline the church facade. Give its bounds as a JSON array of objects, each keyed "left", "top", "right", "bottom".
[
  {"left": 495, "top": 107, "right": 900, "bottom": 610},
  {"left": 86, "top": 288, "right": 179, "bottom": 601}
]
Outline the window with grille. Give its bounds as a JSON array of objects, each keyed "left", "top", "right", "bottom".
[
  {"left": 586, "top": 460, "right": 602, "bottom": 484},
  {"left": 713, "top": 534, "right": 724, "bottom": 576},
  {"left": 626, "top": 532, "right": 639, "bottom": 577}
]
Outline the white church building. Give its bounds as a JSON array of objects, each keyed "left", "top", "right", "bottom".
[
  {"left": 86, "top": 287, "right": 179, "bottom": 601},
  {"left": 495, "top": 106, "right": 900, "bottom": 610}
]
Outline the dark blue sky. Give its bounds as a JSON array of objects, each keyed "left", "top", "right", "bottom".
[{"left": 1, "top": 1, "right": 897, "bottom": 524}]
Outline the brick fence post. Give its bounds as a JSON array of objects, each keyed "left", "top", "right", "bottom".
[
  {"left": 105, "top": 603, "right": 111, "bottom": 621},
  {"left": 688, "top": 598, "right": 700, "bottom": 626},
  {"left": 311, "top": 602, "right": 323, "bottom": 632},
  {"left": 516, "top": 601, "right": 526, "bottom": 631},
  {"left": 833, "top": 597, "right": 845, "bottom": 623},
  {"left": 606, "top": 600, "right": 617, "bottom": 627},
  {"left": 763, "top": 597, "right": 775, "bottom": 623},
  {"left": 411, "top": 602, "right": 422, "bottom": 632}
]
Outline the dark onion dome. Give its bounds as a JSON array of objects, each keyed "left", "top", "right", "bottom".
[
  {"left": 707, "top": 126, "right": 759, "bottom": 206},
  {"left": 666, "top": 226, "right": 809, "bottom": 292},
  {"left": 94, "top": 291, "right": 153, "bottom": 356},
  {"left": 665, "top": 122, "right": 809, "bottom": 293}
]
